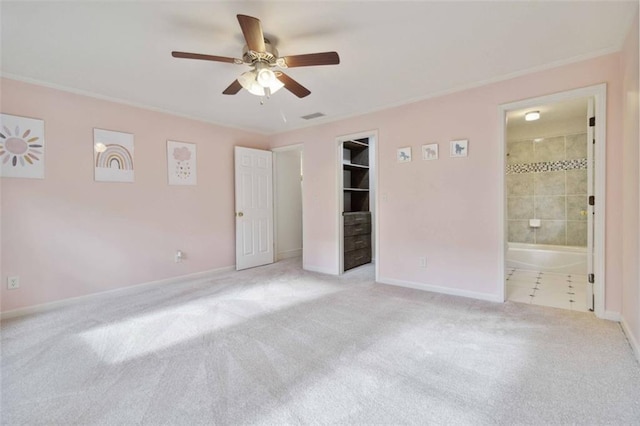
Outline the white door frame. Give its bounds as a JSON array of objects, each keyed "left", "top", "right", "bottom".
[
  {"left": 272, "top": 144, "right": 304, "bottom": 262},
  {"left": 498, "top": 83, "right": 607, "bottom": 318},
  {"left": 336, "top": 130, "right": 379, "bottom": 280}
]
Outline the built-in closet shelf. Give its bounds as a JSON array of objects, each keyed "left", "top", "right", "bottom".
[
  {"left": 344, "top": 188, "right": 369, "bottom": 192},
  {"left": 343, "top": 140, "right": 369, "bottom": 150},
  {"left": 343, "top": 162, "right": 369, "bottom": 171}
]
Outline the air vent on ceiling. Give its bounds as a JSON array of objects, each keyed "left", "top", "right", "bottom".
[{"left": 301, "top": 112, "right": 326, "bottom": 120}]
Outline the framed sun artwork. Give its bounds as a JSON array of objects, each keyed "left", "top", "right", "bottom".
[
  {"left": 0, "top": 113, "right": 45, "bottom": 179},
  {"left": 167, "top": 140, "right": 197, "bottom": 186}
]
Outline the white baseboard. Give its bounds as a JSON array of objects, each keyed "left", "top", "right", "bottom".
[
  {"left": 276, "top": 249, "right": 302, "bottom": 261},
  {"left": 621, "top": 317, "right": 640, "bottom": 363},
  {"left": 304, "top": 264, "right": 338, "bottom": 275},
  {"left": 377, "top": 277, "right": 503, "bottom": 303},
  {"left": 601, "top": 310, "right": 622, "bottom": 322},
  {"left": 0, "top": 265, "right": 235, "bottom": 320}
]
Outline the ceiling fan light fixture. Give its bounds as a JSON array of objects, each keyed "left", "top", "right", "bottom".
[
  {"left": 238, "top": 68, "right": 283, "bottom": 97},
  {"left": 256, "top": 67, "right": 276, "bottom": 88},
  {"left": 525, "top": 111, "right": 540, "bottom": 121}
]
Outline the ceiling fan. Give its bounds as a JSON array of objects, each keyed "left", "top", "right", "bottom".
[{"left": 172, "top": 14, "right": 340, "bottom": 100}]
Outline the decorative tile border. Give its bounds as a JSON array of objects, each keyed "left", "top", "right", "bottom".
[{"left": 506, "top": 158, "right": 587, "bottom": 174}]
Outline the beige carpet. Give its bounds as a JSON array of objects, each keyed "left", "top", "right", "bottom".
[{"left": 2, "top": 257, "right": 639, "bottom": 425}]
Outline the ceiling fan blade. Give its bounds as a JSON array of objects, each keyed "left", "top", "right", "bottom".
[
  {"left": 281, "top": 52, "right": 340, "bottom": 68},
  {"left": 276, "top": 72, "right": 311, "bottom": 98},
  {"left": 237, "top": 14, "right": 266, "bottom": 52},
  {"left": 222, "top": 79, "right": 242, "bottom": 95},
  {"left": 172, "top": 51, "right": 238, "bottom": 64}
]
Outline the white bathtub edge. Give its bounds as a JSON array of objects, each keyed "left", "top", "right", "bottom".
[
  {"left": 507, "top": 242, "right": 587, "bottom": 253},
  {"left": 506, "top": 243, "right": 588, "bottom": 275}
]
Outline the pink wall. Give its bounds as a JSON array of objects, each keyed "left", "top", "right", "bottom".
[
  {"left": 0, "top": 78, "right": 268, "bottom": 312},
  {"left": 621, "top": 11, "right": 640, "bottom": 349},
  {"left": 270, "top": 53, "right": 624, "bottom": 311},
  {"left": 1, "top": 51, "right": 630, "bottom": 316}
]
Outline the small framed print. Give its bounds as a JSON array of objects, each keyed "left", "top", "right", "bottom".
[
  {"left": 167, "top": 140, "right": 197, "bottom": 186},
  {"left": 0, "top": 113, "right": 45, "bottom": 179},
  {"left": 397, "top": 147, "right": 412, "bottom": 162},
  {"left": 450, "top": 139, "right": 468, "bottom": 158},
  {"left": 422, "top": 143, "right": 438, "bottom": 160},
  {"left": 93, "top": 128, "right": 135, "bottom": 182}
]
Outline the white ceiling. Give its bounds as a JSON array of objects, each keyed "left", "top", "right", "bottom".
[{"left": 1, "top": 1, "right": 636, "bottom": 135}]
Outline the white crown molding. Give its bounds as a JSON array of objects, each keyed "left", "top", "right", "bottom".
[
  {"left": 0, "top": 73, "right": 267, "bottom": 136},
  {"left": 2, "top": 47, "right": 622, "bottom": 137},
  {"left": 270, "top": 47, "right": 622, "bottom": 136}
]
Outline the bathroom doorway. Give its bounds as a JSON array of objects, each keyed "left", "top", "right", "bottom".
[{"left": 499, "top": 85, "right": 606, "bottom": 317}]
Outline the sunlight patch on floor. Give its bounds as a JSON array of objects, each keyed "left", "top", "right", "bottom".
[{"left": 79, "top": 280, "right": 340, "bottom": 364}]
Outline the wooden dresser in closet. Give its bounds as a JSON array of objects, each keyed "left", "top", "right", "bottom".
[{"left": 343, "top": 211, "right": 372, "bottom": 270}]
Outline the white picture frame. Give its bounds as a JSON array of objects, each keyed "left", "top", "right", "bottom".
[
  {"left": 0, "top": 113, "right": 45, "bottom": 179},
  {"left": 93, "top": 128, "right": 135, "bottom": 182},
  {"left": 397, "top": 147, "right": 412, "bottom": 163},
  {"left": 450, "top": 139, "right": 468, "bottom": 158},
  {"left": 422, "top": 143, "right": 438, "bottom": 160},
  {"left": 167, "top": 140, "right": 197, "bottom": 186}
]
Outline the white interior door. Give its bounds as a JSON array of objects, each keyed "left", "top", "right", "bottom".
[
  {"left": 235, "top": 146, "right": 274, "bottom": 270},
  {"left": 586, "top": 98, "right": 595, "bottom": 310}
]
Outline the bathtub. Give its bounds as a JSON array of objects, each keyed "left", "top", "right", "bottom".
[{"left": 506, "top": 242, "right": 587, "bottom": 275}]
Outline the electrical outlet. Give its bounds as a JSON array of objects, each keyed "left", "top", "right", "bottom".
[
  {"left": 7, "top": 276, "right": 20, "bottom": 290},
  {"left": 419, "top": 257, "right": 427, "bottom": 268},
  {"left": 175, "top": 250, "right": 183, "bottom": 263}
]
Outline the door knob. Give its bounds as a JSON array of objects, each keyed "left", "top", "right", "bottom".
[{"left": 237, "top": 212, "right": 244, "bottom": 217}]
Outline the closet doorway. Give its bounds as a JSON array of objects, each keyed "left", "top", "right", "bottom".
[
  {"left": 337, "top": 131, "right": 378, "bottom": 277},
  {"left": 273, "top": 145, "right": 303, "bottom": 262}
]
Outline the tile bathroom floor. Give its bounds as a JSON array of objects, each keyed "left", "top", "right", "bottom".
[{"left": 506, "top": 268, "right": 591, "bottom": 312}]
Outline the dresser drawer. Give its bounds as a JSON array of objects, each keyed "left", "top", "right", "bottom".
[
  {"left": 343, "top": 211, "right": 371, "bottom": 226},
  {"left": 344, "top": 222, "right": 371, "bottom": 237},
  {"left": 344, "top": 234, "right": 371, "bottom": 252},
  {"left": 344, "top": 248, "right": 371, "bottom": 270}
]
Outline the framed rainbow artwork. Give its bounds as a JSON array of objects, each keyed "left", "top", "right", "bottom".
[
  {"left": 0, "top": 113, "right": 45, "bottom": 179},
  {"left": 93, "top": 128, "right": 134, "bottom": 182}
]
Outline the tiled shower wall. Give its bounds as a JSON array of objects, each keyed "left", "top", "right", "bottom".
[{"left": 506, "top": 133, "right": 588, "bottom": 246}]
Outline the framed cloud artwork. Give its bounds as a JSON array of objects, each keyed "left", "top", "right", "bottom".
[
  {"left": 93, "top": 128, "right": 135, "bottom": 182},
  {"left": 167, "top": 140, "right": 197, "bottom": 185},
  {"left": 0, "top": 113, "right": 45, "bottom": 179}
]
